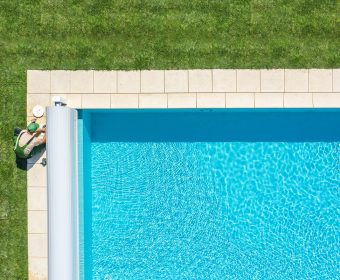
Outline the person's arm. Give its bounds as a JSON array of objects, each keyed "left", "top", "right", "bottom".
[{"left": 34, "top": 127, "right": 46, "bottom": 136}]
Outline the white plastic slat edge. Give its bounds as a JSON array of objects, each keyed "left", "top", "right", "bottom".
[{"left": 46, "top": 106, "right": 78, "bottom": 280}]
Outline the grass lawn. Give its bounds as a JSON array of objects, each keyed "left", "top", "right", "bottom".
[{"left": 0, "top": 0, "right": 338, "bottom": 278}]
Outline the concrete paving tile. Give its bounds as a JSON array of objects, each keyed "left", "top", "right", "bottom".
[
  {"left": 82, "top": 94, "right": 110, "bottom": 108},
  {"left": 141, "top": 70, "right": 164, "bottom": 93},
  {"left": 313, "top": 93, "right": 340, "bottom": 107},
  {"left": 255, "top": 93, "right": 284, "bottom": 108},
  {"left": 284, "top": 93, "right": 313, "bottom": 108},
  {"left": 28, "top": 211, "right": 47, "bottom": 234},
  {"left": 197, "top": 93, "right": 225, "bottom": 108},
  {"left": 27, "top": 163, "right": 47, "bottom": 187},
  {"left": 117, "top": 71, "right": 140, "bottom": 93},
  {"left": 93, "top": 71, "right": 117, "bottom": 93},
  {"left": 212, "top": 69, "right": 236, "bottom": 92},
  {"left": 70, "top": 71, "right": 93, "bottom": 93},
  {"left": 237, "top": 70, "right": 260, "bottom": 92},
  {"left": 27, "top": 71, "right": 50, "bottom": 94},
  {"left": 168, "top": 93, "right": 196, "bottom": 108},
  {"left": 111, "top": 94, "right": 138, "bottom": 108},
  {"left": 51, "top": 71, "right": 71, "bottom": 93},
  {"left": 189, "top": 70, "right": 212, "bottom": 92},
  {"left": 27, "top": 94, "right": 50, "bottom": 117},
  {"left": 261, "top": 69, "right": 284, "bottom": 92},
  {"left": 333, "top": 69, "right": 340, "bottom": 92},
  {"left": 28, "top": 257, "right": 48, "bottom": 280},
  {"left": 285, "top": 69, "right": 308, "bottom": 92},
  {"left": 226, "top": 93, "right": 254, "bottom": 108},
  {"left": 309, "top": 69, "right": 332, "bottom": 92},
  {"left": 139, "top": 94, "right": 167, "bottom": 108},
  {"left": 51, "top": 94, "right": 82, "bottom": 108},
  {"left": 28, "top": 234, "right": 47, "bottom": 258},
  {"left": 27, "top": 187, "right": 47, "bottom": 211},
  {"left": 165, "top": 70, "right": 188, "bottom": 92}
]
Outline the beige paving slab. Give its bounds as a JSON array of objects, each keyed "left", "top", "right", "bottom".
[
  {"left": 165, "top": 70, "right": 188, "bottom": 92},
  {"left": 285, "top": 69, "right": 308, "bottom": 92},
  {"left": 70, "top": 71, "right": 94, "bottom": 93},
  {"left": 168, "top": 93, "right": 196, "bottom": 108},
  {"left": 29, "top": 257, "right": 48, "bottom": 280},
  {"left": 309, "top": 69, "right": 332, "bottom": 92},
  {"left": 28, "top": 211, "right": 48, "bottom": 234},
  {"left": 27, "top": 187, "right": 47, "bottom": 211},
  {"left": 27, "top": 71, "right": 50, "bottom": 94},
  {"left": 51, "top": 94, "right": 82, "bottom": 108},
  {"left": 237, "top": 70, "right": 260, "bottom": 92},
  {"left": 82, "top": 94, "right": 110, "bottom": 108},
  {"left": 212, "top": 69, "right": 236, "bottom": 92},
  {"left": 27, "top": 94, "right": 50, "bottom": 117},
  {"left": 28, "top": 234, "right": 48, "bottom": 258},
  {"left": 117, "top": 71, "right": 140, "bottom": 93},
  {"left": 111, "top": 94, "right": 138, "bottom": 108},
  {"left": 255, "top": 93, "right": 284, "bottom": 108},
  {"left": 284, "top": 93, "right": 313, "bottom": 108},
  {"left": 27, "top": 164, "right": 47, "bottom": 187},
  {"left": 94, "top": 71, "right": 117, "bottom": 93},
  {"left": 226, "top": 93, "right": 254, "bottom": 108},
  {"left": 261, "top": 70, "right": 284, "bottom": 92},
  {"left": 26, "top": 116, "right": 46, "bottom": 126},
  {"left": 139, "top": 94, "right": 167, "bottom": 108},
  {"left": 51, "top": 70, "right": 71, "bottom": 93},
  {"left": 333, "top": 69, "right": 340, "bottom": 92},
  {"left": 197, "top": 93, "right": 225, "bottom": 108},
  {"left": 141, "top": 70, "right": 164, "bottom": 93},
  {"left": 189, "top": 70, "right": 212, "bottom": 92},
  {"left": 313, "top": 93, "right": 340, "bottom": 108}
]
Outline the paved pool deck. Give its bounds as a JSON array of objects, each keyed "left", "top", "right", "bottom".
[{"left": 26, "top": 69, "right": 340, "bottom": 279}]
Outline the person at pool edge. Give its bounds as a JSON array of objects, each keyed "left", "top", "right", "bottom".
[{"left": 14, "top": 118, "right": 46, "bottom": 159}]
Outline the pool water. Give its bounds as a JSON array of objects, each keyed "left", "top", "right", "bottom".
[{"left": 81, "top": 110, "right": 340, "bottom": 279}]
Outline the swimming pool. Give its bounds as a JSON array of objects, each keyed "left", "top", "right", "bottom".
[{"left": 79, "top": 109, "right": 339, "bottom": 279}]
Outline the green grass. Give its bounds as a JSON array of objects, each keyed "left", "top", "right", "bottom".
[{"left": 0, "top": 0, "right": 338, "bottom": 278}]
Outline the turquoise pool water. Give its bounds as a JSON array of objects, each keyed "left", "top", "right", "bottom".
[{"left": 81, "top": 110, "right": 340, "bottom": 279}]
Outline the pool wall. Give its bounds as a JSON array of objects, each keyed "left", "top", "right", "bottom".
[{"left": 78, "top": 110, "right": 93, "bottom": 280}]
